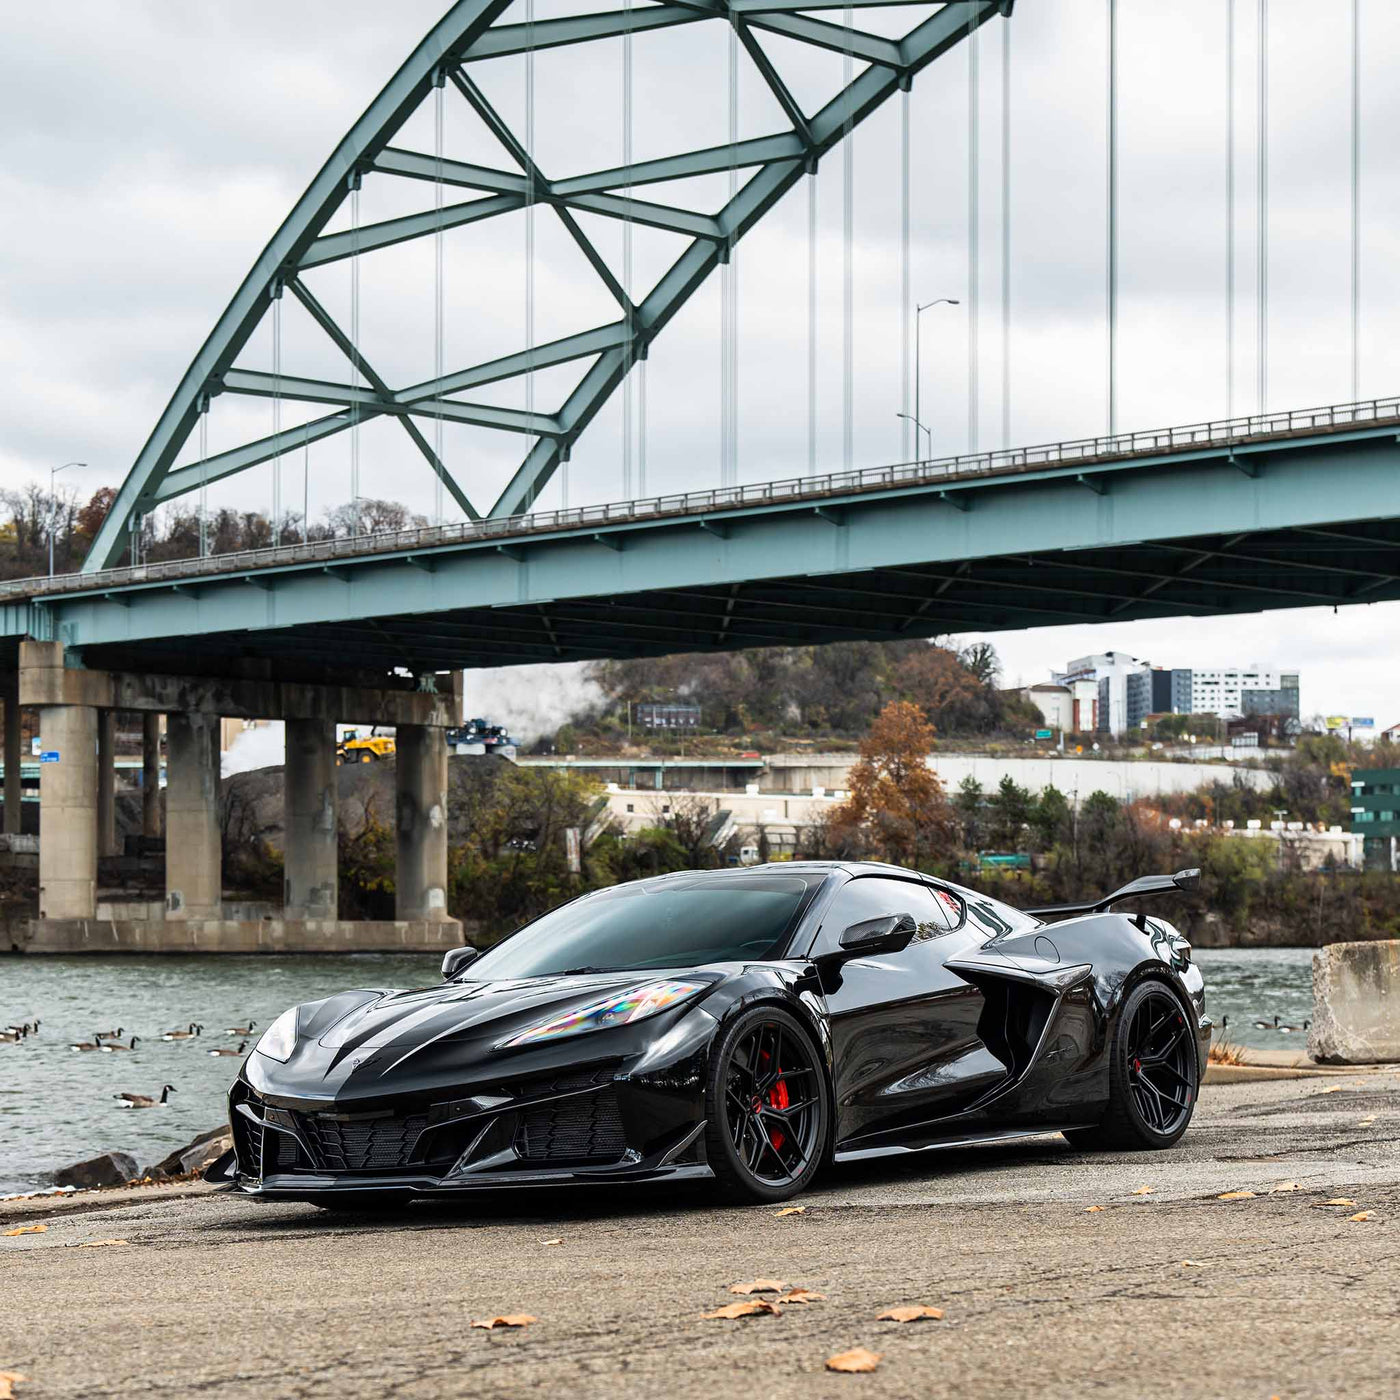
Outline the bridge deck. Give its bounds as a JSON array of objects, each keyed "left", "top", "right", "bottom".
[{"left": 4, "top": 396, "right": 1398, "bottom": 677}]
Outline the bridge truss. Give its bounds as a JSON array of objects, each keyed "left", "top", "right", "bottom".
[{"left": 84, "top": 0, "right": 1011, "bottom": 571}]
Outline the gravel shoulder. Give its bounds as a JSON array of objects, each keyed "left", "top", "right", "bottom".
[{"left": 4, "top": 1074, "right": 1399, "bottom": 1400}]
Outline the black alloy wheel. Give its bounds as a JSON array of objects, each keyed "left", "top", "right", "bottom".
[
  {"left": 1064, "top": 980, "right": 1198, "bottom": 1151},
  {"left": 705, "top": 1006, "right": 828, "bottom": 1203}
]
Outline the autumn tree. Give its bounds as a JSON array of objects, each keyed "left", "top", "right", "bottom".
[{"left": 824, "top": 701, "right": 955, "bottom": 867}]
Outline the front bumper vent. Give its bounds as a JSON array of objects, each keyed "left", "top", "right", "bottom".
[
  {"left": 517, "top": 1088, "right": 625, "bottom": 1164},
  {"left": 298, "top": 1112, "right": 429, "bottom": 1172}
]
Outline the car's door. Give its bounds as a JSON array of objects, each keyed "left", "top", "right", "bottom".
[{"left": 812, "top": 875, "right": 1009, "bottom": 1147}]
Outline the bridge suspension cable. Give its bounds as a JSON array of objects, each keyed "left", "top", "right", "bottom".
[
  {"left": 842, "top": 7, "right": 854, "bottom": 474},
  {"left": 900, "top": 85, "right": 910, "bottom": 464},
  {"left": 1350, "top": 0, "right": 1360, "bottom": 402},
  {"left": 1226, "top": 0, "right": 1235, "bottom": 419},
  {"left": 968, "top": 14, "right": 980, "bottom": 454},
  {"left": 1001, "top": 19, "right": 1010, "bottom": 451},
  {"left": 807, "top": 168, "right": 817, "bottom": 478},
  {"left": 621, "top": 0, "right": 635, "bottom": 499},
  {"left": 1257, "top": 0, "right": 1268, "bottom": 415},
  {"left": 1106, "top": 0, "right": 1117, "bottom": 438}
]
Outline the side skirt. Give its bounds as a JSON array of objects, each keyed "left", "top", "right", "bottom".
[{"left": 833, "top": 1124, "right": 1091, "bottom": 1166}]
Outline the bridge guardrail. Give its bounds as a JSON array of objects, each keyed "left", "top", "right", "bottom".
[{"left": 8, "top": 393, "right": 1399, "bottom": 602}]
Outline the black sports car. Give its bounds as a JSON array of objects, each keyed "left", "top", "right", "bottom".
[{"left": 212, "top": 861, "right": 1209, "bottom": 1207}]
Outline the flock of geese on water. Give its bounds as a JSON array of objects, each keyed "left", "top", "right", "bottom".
[
  {"left": 1217, "top": 1014, "right": 1311, "bottom": 1035},
  {"left": 0, "top": 1018, "right": 258, "bottom": 1110}
]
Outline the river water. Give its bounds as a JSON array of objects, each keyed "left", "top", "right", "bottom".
[{"left": 0, "top": 946, "right": 1316, "bottom": 1196}]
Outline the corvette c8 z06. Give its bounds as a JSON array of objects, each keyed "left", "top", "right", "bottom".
[{"left": 210, "top": 861, "right": 1209, "bottom": 1207}]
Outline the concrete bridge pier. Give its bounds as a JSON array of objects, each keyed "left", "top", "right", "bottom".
[
  {"left": 395, "top": 723, "right": 450, "bottom": 922},
  {"left": 141, "top": 713, "right": 161, "bottom": 837},
  {"left": 37, "top": 703, "right": 97, "bottom": 920},
  {"left": 284, "top": 718, "right": 337, "bottom": 921},
  {"left": 164, "top": 712, "right": 222, "bottom": 921},
  {"left": 97, "top": 709, "right": 118, "bottom": 858},
  {"left": 3, "top": 670, "right": 20, "bottom": 836}
]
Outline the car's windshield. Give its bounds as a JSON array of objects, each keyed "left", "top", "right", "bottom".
[{"left": 464, "top": 874, "right": 818, "bottom": 978}]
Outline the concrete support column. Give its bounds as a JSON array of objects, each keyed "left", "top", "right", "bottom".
[
  {"left": 38, "top": 704, "right": 97, "bottom": 920},
  {"left": 395, "top": 724, "right": 449, "bottom": 922},
  {"left": 3, "top": 671, "right": 21, "bottom": 836},
  {"left": 97, "top": 710, "right": 117, "bottom": 857},
  {"left": 165, "top": 712, "right": 221, "bottom": 921},
  {"left": 284, "top": 718, "right": 338, "bottom": 921},
  {"left": 141, "top": 713, "right": 161, "bottom": 837}
]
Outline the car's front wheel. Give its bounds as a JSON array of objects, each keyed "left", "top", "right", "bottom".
[
  {"left": 704, "top": 1006, "right": 829, "bottom": 1203},
  {"left": 1065, "top": 980, "right": 1199, "bottom": 1151}
]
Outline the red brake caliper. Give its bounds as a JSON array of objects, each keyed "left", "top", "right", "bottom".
[{"left": 766, "top": 1075, "right": 789, "bottom": 1152}]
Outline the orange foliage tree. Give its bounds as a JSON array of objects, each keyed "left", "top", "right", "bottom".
[{"left": 824, "top": 701, "right": 955, "bottom": 867}]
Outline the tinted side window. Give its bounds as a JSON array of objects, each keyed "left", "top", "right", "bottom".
[{"left": 817, "top": 877, "right": 961, "bottom": 953}]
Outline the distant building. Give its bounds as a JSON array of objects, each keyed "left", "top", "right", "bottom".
[
  {"left": 635, "top": 702, "right": 702, "bottom": 730},
  {"left": 1019, "top": 681, "right": 1096, "bottom": 733},
  {"left": 1179, "top": 666, "right": 1298, "bottom": 720},
  {"left": 1350, "top": 767, "right": 1400, "bottom": 870}
]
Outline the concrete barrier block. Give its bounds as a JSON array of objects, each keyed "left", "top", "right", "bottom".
[{"left": 1309, "top": 940, "right": 1400, "bottom": 1064}]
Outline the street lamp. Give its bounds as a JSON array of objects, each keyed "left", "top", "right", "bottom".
[
  {"left": 49, "top": 461, "right": 85, "bottom": 576},
  {"left": 912, "top": 298, "right": 959, "bottom": 462},
  {"left": 896, "top": 412, "right": 931, "bottom": 461}
]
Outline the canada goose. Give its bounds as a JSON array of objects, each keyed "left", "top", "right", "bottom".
[
  {"left": 101, "top": 1035, "right": 140, "bottom": 1053},
  {"left": 1253, "top": 1015, "right": 1280, "bottom": 1030},
  {"left": 162, "top": 1023, "right": 203, "bottom": 1042},
  {"left": 208, "top": 1040, "right": 248, "bottom": 1057},
  {"left": 225, "top": 1021, "right": 257, "bottom": 1036},
  {"left": 114, "top": 1085, "right": 176, "bottom": 1109},
  {"left": 1277, "top": 1019, "right": 1311, "bottom": 1034},
  {"left": 70, "top": 1035, "right": 104, "bottom": 1051},
  {"left": 0, "top": 1029, "right": 23, "bottom": 1045},
  {"left": 95, "top": 1027, "right": 124, "bottom": 1042},
  {"left": 6, "top": 1020, "right": 37, "bottom": 1036}
]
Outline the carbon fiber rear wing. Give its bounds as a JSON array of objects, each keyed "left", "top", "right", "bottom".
[{"left": 1028, "top": 868, "right": 1200, "bottom": 918}]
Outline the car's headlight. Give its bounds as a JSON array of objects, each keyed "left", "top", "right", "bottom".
[
  {"left": 501, "top": 980, "right": 705, "bottom": 1048},
  {"left": 254, "top": 1008, "right": 299, "bottom": 1062}
]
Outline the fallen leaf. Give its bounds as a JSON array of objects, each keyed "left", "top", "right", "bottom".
[
  {"left": 729, "top": 1278, "right": 787, "bottom": 1295},
  {"left": 542, "top": 1238, "right": 563, "bottom": 1247},
  {"left": 877, "top": 1305, "right": 945, "bottom": 1323},
  {"left": 1085, "top": 1205, "right": 1106, "bottom": 1213},
  {"left": 774, "top": 1206, "right": 806, "bottom": 1217},
  {"left": 1270, "top": 1182, "right": 1300, "bottom": 1193},
  {"left": 2, "top": 1224, "right": 46, "bottom": 1236},
  {"left": 1181, "top": 1260, "right": 1205, "bottom": 1268},
  {"left": 72, "top": 1239, "right": 129, "bottom": 1249},
  {"left": 1216, "top": 1191, "right": 1256, "bottom": 1200},
  {"left": 776, "top": 1288, "right": 826, "bottom": 1305},
  {"left": 470, "top": 1314, "right": 537, "bottom": 1330},
  {"left": 1131, "top": 1185, "right": 1154, "bottom": 1196},
  {"left": 702, "top": 1300, "right": 781, "bottom": 1320},
  {"left": 0, "top": 1372, "right": 28, "bottom": 1400},
  {"left": 1318, "top": 1085, "right": 1345, "bottom": 1095},
  {"left": 827, "top": 1348, "right": 882, "bottom": 1374},
  {"left": 1358, "top": 1117, "right": 1377, "bottom": 1127},
  {"left": 1348, "top": 1211, "right": 1375, "bottom": 1222},
  {"left": 1313, "top": 1198, "right": 1359, "bottom": 1208}
]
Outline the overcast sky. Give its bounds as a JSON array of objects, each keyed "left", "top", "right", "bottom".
[{"left": 3, "top": 1, "right": 1398, "bottom": 725}]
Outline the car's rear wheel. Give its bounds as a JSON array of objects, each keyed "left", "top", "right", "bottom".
[
  {"left": 1065, "top": 980, "right": 1198, "bottom": 1151},
  {"left": 705, "top": 1006, "right": 828, "bottom": 1203}
]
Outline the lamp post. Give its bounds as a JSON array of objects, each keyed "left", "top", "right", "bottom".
[
  {"left": 913, "top": 298, "right": 959, "bottom": 461},
  {"left": 896, "top": 412, "right": 931, "bottom": 460},
  {"left": 49, "top": 461, "right": 85, "bottom": 576}
]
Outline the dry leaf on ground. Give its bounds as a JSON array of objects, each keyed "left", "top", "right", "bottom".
[
  {"left": 1317, "top": 1085, "right": 1345, "bottom": 1095},
  {"left": 72, "top": 1239, "right": 129, "bottom": 1249},
  {"left": 702, "top": 1300, "right": 781, "bottom": 1320},
  {"left": 1085, "top": 1205, "right": 1106, "bottom": 1213},
  {"left": 470, "top": 1314, "right": 537, "bottom": 1330},
  {"left": 542, "top": 1238, "right": 562, "bottom": 1246},
  {"left": 1181, "top": 1260, "right": 1205, "bottom": 1268},
  {"left": 1130, "top": 1186, "right": 1154, "bottom": 1196},
  {"left": 1313, "top": 1198, "right": 1358, "bottom": 1208},
  {"left": 827, "top": 1348, "right": 882, "bottom": 1374},
  {"left": 1216, "top": 1191, "right": 1256, "bottom": 1200},
  {"left": 1348, "top": 1211, "right": 1375, "bottom": 1222},
  {"left": 877, "top": 1305, "right": 945, "bottom": 1323},
  {"left": 774, "top": 1206, "right": 806, "bottom": 1217},
  {"left": 1358, "top": 1117, "right": 1377, "bottom": 1127},
  {"left": 1270, "top": 1182, "right": 1300, "bottom": 1193},
  {"left": 777, "top": 1288, "right": 826, "bottom": 1305},
  {"left": 0, "top": 1373, "right": 27, "bottom": 1400},
  {"left": 2, "top": 1224, "right": 46, "bottom": 1237},
  {"left": 729, "top": 1278, "right": 787, "bottom": 1295}
]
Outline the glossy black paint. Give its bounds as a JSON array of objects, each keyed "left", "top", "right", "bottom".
[{"left": 223, "top": 860, "right": 1209, "bottom": 1200}]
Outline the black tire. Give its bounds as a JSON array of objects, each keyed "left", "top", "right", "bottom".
[
  {"left": 704, "top": 1005, "right": 829, "bottom": 1204},
  {"left": 312, "top": 1191, "right": 411, "bottom": 1214},
  {"left": 1065, "top": 980, "right": 1199, "bottom": 1152}
]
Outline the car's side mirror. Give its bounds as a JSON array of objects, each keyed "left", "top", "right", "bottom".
[
  {"left": 838, "top": 912, "right": 918, "bottom": 958},
  {"left": 441, "top": 946, "right": 480, "bottom": 980}
]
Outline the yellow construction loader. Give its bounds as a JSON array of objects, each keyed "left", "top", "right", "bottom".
[{"left": 336, "top": 727, "right": 396, "bottom": 764}]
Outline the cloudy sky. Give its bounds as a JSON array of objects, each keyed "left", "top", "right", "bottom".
[{"left": 3, "top": 1, "right": 1398, "bottom": 725}]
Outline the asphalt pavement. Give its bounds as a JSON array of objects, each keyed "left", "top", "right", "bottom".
[{"left": 3, "top": 1073, "right": 1399, "bottom": 1400}]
